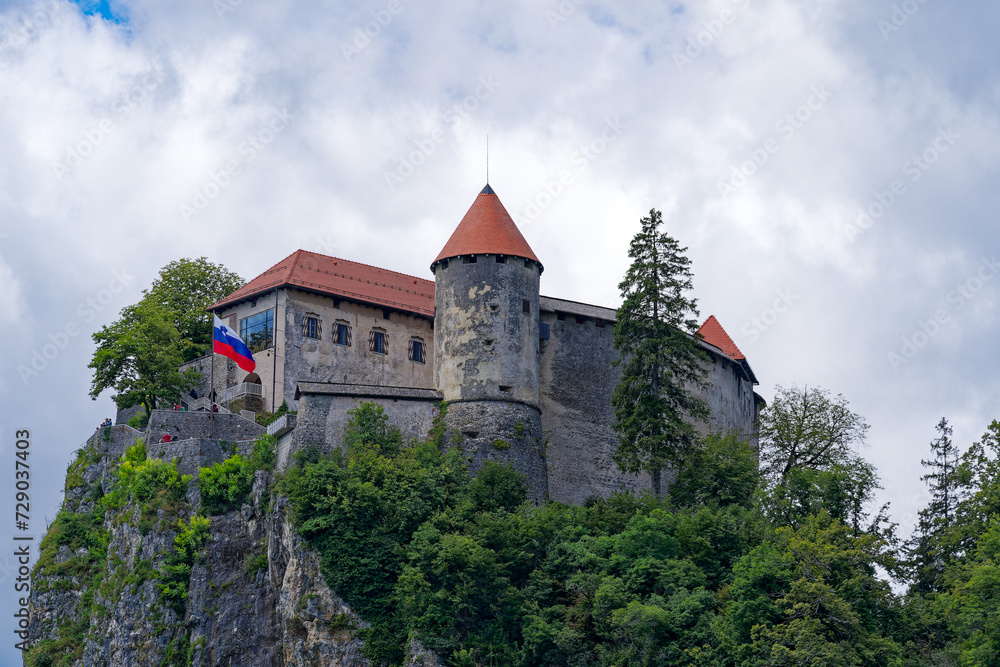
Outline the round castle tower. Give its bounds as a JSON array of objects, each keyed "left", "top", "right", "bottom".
[{"left": 431, "top": 184, "right": 548, "bottom": 501}]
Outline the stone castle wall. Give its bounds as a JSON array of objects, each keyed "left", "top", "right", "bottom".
[
  {"left": 433, "top": 258, "right": 540, "bottom": 405},
  {"left": 291, "top": 382, "right": 442, "bottom": 467},
  {"left": 146, "top": 438, "right": 259, "bottom": 476},
  {"left": 444, "top": 400, "right": 548, "bottom": 504},
  {"left": 282, "top": 290, "right": 435, "bottom": 409},
  {"left": 537, "top": 296, "right": 758, "bottom": 504},
  {"left": 147, "top": 409, "right": 265, "bottom": 445}
]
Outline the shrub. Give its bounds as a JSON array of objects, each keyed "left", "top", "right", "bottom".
[
  {"left": 198, "top": 455, "right": 252, "bottom": 515},
  {"left": 157, "top": 516, "right": 211, "bottom": 614},
  {"left": 256, "top": 400, "right": 297, "bottom": 427},
  {"left": 128, "top": 411, "right": 150, "bottom": 429},
  {"left": 101, "top": 442, "right": 191, "bottom": 516},
  {"left": 197, "top": 435, "right": 276, "bottom": 514}
]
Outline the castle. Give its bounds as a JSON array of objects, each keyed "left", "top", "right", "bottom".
[{"left": 176, "top": 185, "right": 764, "bottom": 503}]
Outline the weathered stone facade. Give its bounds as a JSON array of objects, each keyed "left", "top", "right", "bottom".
[
  {"left": 185, "top": 185, "right": 763, "bottom": 504},
  {"left": 291, "top": 383, "right": 442, "bottom": 461},
  {"left": 444, "top": 400, "right": 548, "bottom": 503},
  {"left": 431, "top": 250, "right": 548, "bottom": 502},
  {"left": 537, "top": 296, "right": 762, "bottom": 505}
]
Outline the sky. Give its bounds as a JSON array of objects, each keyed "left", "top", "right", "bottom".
[{"left": 2, "top": 0, "right": 1000, "bottom": 659}]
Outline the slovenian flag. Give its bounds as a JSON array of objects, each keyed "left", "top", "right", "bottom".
[{"left": 213, "top": 315, "right": 256, "bottom": 372}]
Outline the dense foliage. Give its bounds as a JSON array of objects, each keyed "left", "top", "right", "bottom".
[
  {"left": 87, "top": 257, "right": 242, "bottom": 414},
  {"left": 141, "top": 257, "right": 244, "bottom": 361},
  {"left": 197, "top": 435, "right": 276, "bottom": 514},
  {"left": 280, "top": 399, "right": 1000, "bottom": 667}
]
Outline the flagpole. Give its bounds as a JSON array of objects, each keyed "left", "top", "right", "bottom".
[
  {"left": 210, "top": 310, "right": 216, "bottom": 439},
  {"left": 272, "top": 289, "right": 278, "bottom": 413}
]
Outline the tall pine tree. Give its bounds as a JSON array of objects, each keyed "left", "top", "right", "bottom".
[
  {"left": 612, "top": 209, "right": 708, "bottom": 497},
  {"left": 908, "top": 417, "right": 964, "bottom": 593}
]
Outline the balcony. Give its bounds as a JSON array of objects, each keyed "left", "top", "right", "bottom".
[
  {"left": 266, "top": 413, "right": 296, "bottom": 438},
  {"left": 219, "top": 382, "right": 265, "bottom": 404}
]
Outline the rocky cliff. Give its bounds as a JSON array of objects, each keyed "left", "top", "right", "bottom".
[{"left": 23, "top": 430, "right": 402, "bottom": 667}]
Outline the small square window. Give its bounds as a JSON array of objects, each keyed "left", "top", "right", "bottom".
[
  {"left": 463, "top": 255, "right": 478, "bottom": 264},
  {"left": 496, "top": 255, "right": 506, "bottom": 264},
  {"left": 409, "top": 339, "right": 426, "bottom": 363},
  {"left": 303, "top": 314, "right": 321, "bottom": 339},
  {"left": 369, "top": 329, "right": 388, "bottom": 355},
  {"left": 576, "top": 316, "right": 585, "bottom": 325},
  {"left": 522, "top": 299, "right": 530, "bottom": 314},
  {"left": 334, "top": 321, "right": 352, "bottom": 346},
  {"left": 556, "top": 312, "right": 566, "bottom": 321}
]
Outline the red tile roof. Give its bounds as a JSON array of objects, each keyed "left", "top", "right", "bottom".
[
  {"left": 431, "top": 184, "right": 542, "bottom": 270},
  {"left": 209, "top": 250, "right": 435, "bottom": 317},
  {"left": 698, "top": 315, "right": 746, "bottom": 361}
]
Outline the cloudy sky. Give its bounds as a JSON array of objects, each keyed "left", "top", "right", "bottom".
[{"left": 2, "top": 0, "right": 999, "bottom": 655}]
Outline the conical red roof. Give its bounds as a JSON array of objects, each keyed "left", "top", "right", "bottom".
[
  {"left": 431, "top": 185, "right": 542, "bottom": 271},
  {"left": 697, "top": 315, "right": 745, "bottom": 361}
]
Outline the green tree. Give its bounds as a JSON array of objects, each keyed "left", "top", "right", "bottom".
[
  {"left": 757, "top": 385, "right": 870, "bottom": 484},
  {"left": 718, "top": 512, "right": 902, "bottom": 667},
  {"left": 908, "top": 418, "right": 967, "bottom": 594},
  {"left": 612, "top": 209, "right": 708, "bottom": 497},
  {"left": 755, "top": 385, "right": 890, "bottom": 538},
  {"left": 669, "top": 431, "right": 760, "bottom": 509},
  {"left": 88, "top": 300, "right": 201, "bottom": 416},
  {"left": 952, "top": 421, "right": 1000, "bottom": 560},
  {"left": 142, "top": 257, "right": 243, "bottom": 361},
  {"left": 936, "top": 518, "right": 1000, "bottom": 665}
]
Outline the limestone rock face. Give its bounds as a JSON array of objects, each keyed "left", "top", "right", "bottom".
[{"left": 26, "top": 448, "right": 372, "bottom": 667}]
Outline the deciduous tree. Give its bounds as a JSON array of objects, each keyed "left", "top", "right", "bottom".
[
  {"left": 142, "top": 257, "right": 243, "bottom": 361},
  {"left": 88, "top": 300, "right": 201, "bottom": 415}
]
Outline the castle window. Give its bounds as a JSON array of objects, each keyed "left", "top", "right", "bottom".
[
  {"left": 595, "top": 319, "right": 605, "bottom": 328},
  {"left": 463, "top": 255, "right": 477, "bottom": 264},
  {"left": 576, "top": 316, "right": 585, "bottom": 324},
  {"left": 522, "top": 299, "right": 530, "bottom": 314},
  {"left": 496, "top": 255, "right": 506, "bottom": 264},
  {"left": 556, "top": 312, "right": 566, "bottom": 321},
  {"left": 369, "top": 329, "right": 388, "bottom": 355},
  {"left": 408, "top": 338, "right": 426, "bottom": 363},
  {"left": 382, "top": 309, "right": 391, "bottom": 320},
  {"left": 240, "top": 309, "right": 274, "bottom": 352},
  {"left": 333, "top": 320, "right": 352, "bottom": 346},
  {"left": 303, "top": 314, "right": 321, "bottom": 339},
  {"left": 524, "top": 259, "right": 532, "bottom": 268}
]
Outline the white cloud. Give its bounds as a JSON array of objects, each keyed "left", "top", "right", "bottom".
[{"left": 0, "top": 3, "right": 999, "bottom": 654}]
